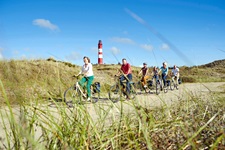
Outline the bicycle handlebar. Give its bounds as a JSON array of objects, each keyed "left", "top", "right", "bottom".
[{"left": 72, "top": 74, "right": 83, "bottom": 79}]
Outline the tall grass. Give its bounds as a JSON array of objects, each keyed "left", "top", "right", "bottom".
[
  {"left": 0, "top": 87, "right": 224, "bottom": 149},
  {"left": 0, "top": 59, "right": 225, "bottom": 149},
  {"left": 0, "top": 59, "right": 225, "bottom": 105}
]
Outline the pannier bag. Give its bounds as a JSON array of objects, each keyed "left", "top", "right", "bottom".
[
  {"left": 178, "top": 78, "right": 182, "bottom": 84},
  {"left": 166, "top": 80, "right": 170, "bottom": 86},
  {"left": 94, "top": 82, "right": 100, "bottom": 93},
  {"left": 147, "top": 80, "right": 153, "bottom": 87}
]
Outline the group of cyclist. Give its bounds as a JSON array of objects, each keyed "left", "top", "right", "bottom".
[
  {"left": 75, "top": 56, "right": 180, "bottom": 101},
  {"left": 138, "top": 62, "right": 180, "bottom": 91}
]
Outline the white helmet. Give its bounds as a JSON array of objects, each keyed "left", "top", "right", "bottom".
[{"left": 163, "top": 62, "right": 167, "bottom": 66}]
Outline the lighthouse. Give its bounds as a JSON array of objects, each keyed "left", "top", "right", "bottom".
[{"left": 98, "top": 40, "right": 103, "bottom": 64}]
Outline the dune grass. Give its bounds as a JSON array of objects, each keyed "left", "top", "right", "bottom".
[
  {"left": 0, "top": 83, "right": 224, "bottom": 149},
  {"left": 0, "top": 59, "right": 225, "bottom": 149},
  {"left": 0, "top": 58, "right": 225, "bottom": 105}
]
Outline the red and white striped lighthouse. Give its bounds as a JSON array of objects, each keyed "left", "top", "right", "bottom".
[{"left": 98, "top": 40, "right": 103, "bottom": 64}]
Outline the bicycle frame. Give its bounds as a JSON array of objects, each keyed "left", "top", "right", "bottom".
[
  {"left": 64, "top": 75, "right": 100, "bottom": 104},
  {"left": 150, "top": 75, "right": 161, "bottom": 95},
  {"left": 170, "top": 75, "right": 179, "bottom": 90},
  {"left": 75, "top": 82, "right": 87, "bottom": 98},
  {"left": 159, "top": 74, "right": 168, "bottom": 93},
  {"left": 108, "top": 75, "right": 136, "bottom": 102}
]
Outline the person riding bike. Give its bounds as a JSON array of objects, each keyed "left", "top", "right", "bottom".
[
  {"left": 159, "top": 62, "right": 168, "bottom": 88},
  {"left": 76, "top": 56, "right": 94, "bottom": 101},
  {"left": 138, "top": 62, "right": 150, "bottom": 89},
  {"left": 171, "top": 65, "right": 180, "bottom": 88},
  {"left": 116, "top": 58, "right": 132, "bottom": 99},
  {"left": 152, "top": 66, "right": 160, "bottom": 83}
]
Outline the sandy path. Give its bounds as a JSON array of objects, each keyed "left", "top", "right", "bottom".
[
  {"left": 85, "top": 82, "right": 225, "bottom": 117},
  {"left": 0, "top": 82, "right": 224, "bottom": 147}
]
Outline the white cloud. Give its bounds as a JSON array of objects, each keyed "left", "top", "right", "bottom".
[
  {"left": 0, "top": 47, "right": 4, "bottom": 60},
  {"left": 33, "top": 19, "right": 59, "bottom": 31},
  {"left": 65, "top": 51, "right": 81, "bottom": 61},
  {"left": 111, "top": 37, "right": 135, "bottom": 45},
  {"left": 110, "top": 47, "right": 120, "bottom": 55},
  {"left": 140, "top": 44, "right": 153, "bottom": 51},
  {"left": 160, "top": 43, "right": 170, "bottom": 50}
]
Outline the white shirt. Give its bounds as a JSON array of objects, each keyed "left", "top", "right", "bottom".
[
  {"left": 172, "top": 67, "right": 179, "bottom": 76},
  {"left": 80, "top": 63, "right": 94, "bottom": 77}
]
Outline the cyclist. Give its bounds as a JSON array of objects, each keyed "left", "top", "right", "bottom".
[
  {"left": 159, "top": 62, "right": 168, "bottom": 88},
  {"left": 76, "top": 56, "right": 94, "bottom": 101},
  {"left": 116, "top": 58, "right": 132, "bottom": 99},
  {"left": 171, "top": 65, "right": 180, "bottom": 88},
  {"left": 138, "top": 62, "right": 150, "bottom": 89},
  {"left": 152, "top": 66, "right": 160, "bottom": 83}
]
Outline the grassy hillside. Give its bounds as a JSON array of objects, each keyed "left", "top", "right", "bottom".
[
  {"left": 180, "top": 59, "right": 225, "bottom": 83},
  {"left": 0, "top": 58, "right": 225, "bottom": 104},
  {"left": 1, "top": 59, "right": 224, "bottom": 149}
]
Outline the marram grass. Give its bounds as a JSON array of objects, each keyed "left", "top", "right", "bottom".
[{"left": 0, "top": 92, "right": 224, "bottom": 150}]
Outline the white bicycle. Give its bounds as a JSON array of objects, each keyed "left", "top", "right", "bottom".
[
  {"left": 170, "top": 76, "right": 179, "bottom": 90},
  {"left": 64, "top": 75, "right": 100, "bottom": 105}
]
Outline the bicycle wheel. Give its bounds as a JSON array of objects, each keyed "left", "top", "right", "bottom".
[
  {"left": 129, "top": 83, "right": 137, "bottom": 99},
  {"left": 92, "top": 91, "right": 100, "bottom": 103},
  {"left": 175, "top": 77, "right": 179, "bottom": 90},
  {"left": 170, "top": 80, "right": 175, "bottom": 91},
  {"left": 164, "top": 82, "right": 168, "bottom": 93},
  {"left": 134, "top": 81, "right": 143, "bottom": 94},
  {"left": 64, "top": 86, "right": 82, "bottom": 103},
  {"left": 135, "top": 81, "right": 141, "bottom": 89},
  {"left": 156, "top": 80, "right": 160, "bottom": 95},
  {"left": 91, "top": 84, "right": 100, "bottom": 103},
  {"left": 108, "top": 84, "right": 121, "bottom": 102}
]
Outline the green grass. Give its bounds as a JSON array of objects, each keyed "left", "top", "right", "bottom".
[
  {"left": 0, "top": 58, "right": 225, "bottom": 149},
  {"left": 0, "top": 58, "right": 225, "bottom": 105},
  {"left": 0, "top": 88, "right": 224, "bottom": 149}
]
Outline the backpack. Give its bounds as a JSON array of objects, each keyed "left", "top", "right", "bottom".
[
  {"left": 147, "top": 80, "right": 153, "bottom": 87},
  {"left": 93, "top": 82, "right": 100, "bottom": 93}
]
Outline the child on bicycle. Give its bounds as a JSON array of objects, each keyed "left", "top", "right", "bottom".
[
  {"left": 152, "top": 66, "right": 159, "bottom": 83},
  {"left": 138, "top": 62, "right": 150, "bottom": 89},
  {"left": 76, "top": 56, "right": 94, "bottom": 101}
]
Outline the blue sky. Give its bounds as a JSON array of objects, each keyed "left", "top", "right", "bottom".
[{"left": 0, "top": 0, "right": 224, "bottom": 67}]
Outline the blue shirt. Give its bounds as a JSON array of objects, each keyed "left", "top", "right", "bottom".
[{"left": 160, "top": 66, "right": 168, "bottom": 75}]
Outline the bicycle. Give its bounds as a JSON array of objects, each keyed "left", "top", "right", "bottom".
[
  {"left": 159, "top": 75, "right": 169, "bottom": 93},
  {"left": 64, "top": 75, "right": 100, "bottom": 105},
  {"left": 147, "top": 75, "right": 161, "bottom": 95},
  {"left": 170, "top": 76, "right": 179, "bottom": 90},
  {"left": 108, "top": 75, "right": 137, "bottom": 103},
  {"left": 135, "top": 76, "right": 150, "bottom": 94}
]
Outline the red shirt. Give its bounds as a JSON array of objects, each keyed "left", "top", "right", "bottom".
[{"left": 121, "top": 63, "right": 132, "bottom": 74}]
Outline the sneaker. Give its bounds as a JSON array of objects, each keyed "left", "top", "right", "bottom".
[
  {"left": 144, "top": 88, "right": 149, "bottom": 93},
  {"left": 87, "top": 97, "right": 91, "bottom": 102}
]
